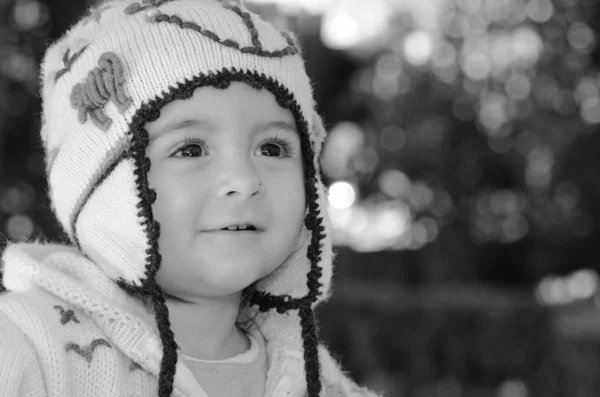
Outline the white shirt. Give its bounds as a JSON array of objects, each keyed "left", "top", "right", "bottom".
[{"left": 179, "top": 327, "right": 267, "bottom": 397}]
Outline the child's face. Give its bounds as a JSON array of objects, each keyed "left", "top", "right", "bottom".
[{"left": 145, "top": 82, "right": 306, "bottom": 300}]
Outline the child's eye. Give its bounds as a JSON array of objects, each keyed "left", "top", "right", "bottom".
[
  {"left": 260, "top": 143, "right": 283, "bottom": 157},
  {"left": 257, "top": 137, "right": 294, "bottom": 158},
  {"left": 172, "top": 138, "right": 207, "bottom": 158}
]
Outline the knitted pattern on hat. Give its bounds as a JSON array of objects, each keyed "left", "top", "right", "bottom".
[{"left": 39, "top": 1, "right": 334, "bottom": 396}]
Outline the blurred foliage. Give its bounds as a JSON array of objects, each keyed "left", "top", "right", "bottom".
[
  {"left": 295, "top": 0, "right": 600, "bottom": 394},
  {"left": 319, "top": 284, "right": 600, "bottom": 397},
  {"left": 311, "top": 0, "right": 600, "bottom": 285},
  {"left": 0, "top": 0, "right": 94, "bottom": 253}
]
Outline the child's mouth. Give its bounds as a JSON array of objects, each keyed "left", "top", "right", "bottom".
[
  {"left": 204, "top": 227, "right": 262, "bottom": 241},
  {"left": 220, "top": 225, "right": 257, "bottom": 231}
]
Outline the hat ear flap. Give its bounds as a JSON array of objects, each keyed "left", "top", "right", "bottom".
[
  {"left": 308, "top": 109, "right": 335, "bottom": 305},
  {"left": 310, "top": 108, "right": 328, "bottom": 160}
]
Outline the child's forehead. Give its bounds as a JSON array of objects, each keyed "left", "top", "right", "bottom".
[
  {"left": 147, "top": 117, "right": 299, "bottom": 144},
  {"left": 146, "top": 83, "right": 298, "bottom": 135}
]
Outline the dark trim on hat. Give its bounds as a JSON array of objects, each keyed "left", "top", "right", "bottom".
[{"left": 116, "top": 68, "right": 326, "bottom": 397}]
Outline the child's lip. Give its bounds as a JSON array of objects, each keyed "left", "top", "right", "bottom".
[
  {"left": 204, "top": 221, "right": 265, "bottom": 232},
  {"left": 200, "top": 229, "right": 262, "bottom": 238},
  {"left": 207, "top": 229, "right": 261, "bottom": 233}
]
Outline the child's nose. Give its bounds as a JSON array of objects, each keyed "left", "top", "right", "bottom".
[
  {"left": 219, "top": 179, "right": 262, "bottom": 200},
  {"left": 215, "top": 162, "right": 262, "bottom": 200}
]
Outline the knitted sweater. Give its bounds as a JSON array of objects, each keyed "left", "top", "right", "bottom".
[{"left": 0, "top": 242, "right": 380, "bottom": 397}]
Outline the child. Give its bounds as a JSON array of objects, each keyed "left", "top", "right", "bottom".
[{"left": 0, "top": 0, "right": 380, "bottom": 396}]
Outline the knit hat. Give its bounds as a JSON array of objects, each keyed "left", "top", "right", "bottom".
[{"left": 39, "top": 0, "right": 333, "bottom": 396}]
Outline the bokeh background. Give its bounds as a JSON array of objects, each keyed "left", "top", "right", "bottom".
[{"left": 2, "top": 0, "right": 600, "bottom": 396}]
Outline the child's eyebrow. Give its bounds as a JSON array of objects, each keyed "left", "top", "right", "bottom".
[
  {"left": 148, "top": 119, "right": 298, "bottom": 144},
  {"left": 148, "top": 119, "right": 217, "bottom": 144},
  {"left": 254, "top": 120, "right": 299, "bottom": 137}
]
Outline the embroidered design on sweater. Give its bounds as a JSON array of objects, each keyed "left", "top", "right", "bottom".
[
  {"left": 70, "top": 52, "right": 133, "bottom": 132},
  {"left": 54, "top": 45, "right": 90, "bottom": 83},
  {"left": 82, "top": 4, "right": 112, "bottom": 25},
  {"left": 53, "top": 305, "right": 80, "bottom": 325},
  {"left": 65, "top": 338, "right": 112, "bottom": 364},
  {"left": 124, "top": 0, "right": 175, "bottom": 15},
  {"left": 129, "top": 361, "right": 143, "bottom": 372}
]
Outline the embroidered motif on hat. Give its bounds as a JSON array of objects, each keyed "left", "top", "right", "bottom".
[
  {"left": 65, "top": 338, "right": 112, "bottom": 365},
  {"left": 53, "top": 305, "right": 81, "bottom": 325},
  {"left": 70, "top": 52, "right": 133, "bottom": 132},
  {"left": 125, "top": 0, "right": 176, "bottom": 15},
  {"left": 54, "top": 43, "right": 90, "bottom": 83},
  {"left": 151, "top": 5, "right": 298, "bottom": 58},
  {"left": 82, "top": 4, "right": 112, "bottom": 25}
]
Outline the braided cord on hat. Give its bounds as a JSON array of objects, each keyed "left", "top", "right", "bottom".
[{"left": 116, "top": 80, "right": 180, "bottom": 395}]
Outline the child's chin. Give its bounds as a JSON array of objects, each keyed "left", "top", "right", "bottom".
[{"left": 199, "top": 272, "right": 262, "bottom": 296}]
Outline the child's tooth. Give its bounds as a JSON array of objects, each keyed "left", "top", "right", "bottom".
[{"left": 224, "top": 225, "right": 250, "bottom": 230}]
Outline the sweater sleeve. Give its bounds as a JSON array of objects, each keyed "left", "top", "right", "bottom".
[
  {"left": 318, "top": 345, "right": 383, "bottom": 397},
  {"left": 0, "top": 310, "right": 47, "bottom": 397}
]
